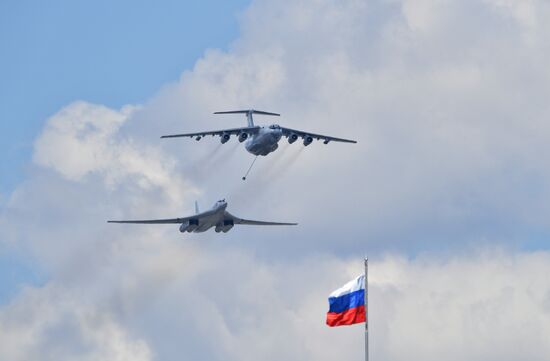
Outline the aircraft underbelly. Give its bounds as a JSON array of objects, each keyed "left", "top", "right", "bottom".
[
  {"left": 245, "top": 133, "right": 280, "bottom": 156},
  {"left": 194, "top": 225, "right": 211, "bottom": 233},
  {"left": 194, "top": 213, "right": 222, "bottom": 232}
]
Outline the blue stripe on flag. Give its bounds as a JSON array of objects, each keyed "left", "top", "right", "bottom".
[{"left": 328, "top": 289, "right": 365, "bottom": 314}]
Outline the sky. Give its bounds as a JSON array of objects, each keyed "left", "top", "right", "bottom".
[
  {"left": 2, "top": 0, "right": 550, "bottom": 360},
  {"left": 0, "top": 0, "right": 249, "bottom": 193}
]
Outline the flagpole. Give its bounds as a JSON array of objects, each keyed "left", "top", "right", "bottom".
[{"left": 365, "top": 257, "right": 369, "bottom": 361}]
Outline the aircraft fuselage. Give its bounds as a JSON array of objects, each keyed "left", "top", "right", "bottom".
[
  {"left": 180, "top": 201, "right": 234, "bottom": 233},
  {"left": 244, "top": 126, "right": 283, "bottom": 156}
]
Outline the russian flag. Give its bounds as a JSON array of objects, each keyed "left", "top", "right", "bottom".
[{"left": 326, "top": 274, "right": 366, "bottom": 327}]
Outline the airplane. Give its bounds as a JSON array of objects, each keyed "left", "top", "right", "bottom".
[
  {"left": 107, "top": 199, "right": 297, "bottom": 233},
  {"left": 160, "top": 109, "right": 357, "bottom": 157}
]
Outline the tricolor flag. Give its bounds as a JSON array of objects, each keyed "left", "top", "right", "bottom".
[{"left": 326, "top": 274, "right": 366, "bottom": 327}]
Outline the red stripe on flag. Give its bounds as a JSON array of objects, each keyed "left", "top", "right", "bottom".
[{"left": 326, "top": 305, "right": 366, "bottom": 327}]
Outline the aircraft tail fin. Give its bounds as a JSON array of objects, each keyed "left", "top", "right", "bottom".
[
  {"left": 195, "top": 201, "right": 199, "bottom": 214},
  {"left": 214, "top": 109, "right": 280, "bottom": 127}
]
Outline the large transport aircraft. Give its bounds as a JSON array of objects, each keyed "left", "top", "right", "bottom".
[
  {"left": 108, "top": 199, "right": 297, "bottom": 233},
  {"left": 161, "top": 109, "right": 357, "bottom": 157}
]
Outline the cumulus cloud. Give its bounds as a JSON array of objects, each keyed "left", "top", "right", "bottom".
[
  {"left": 1, "top": 249, "right": 550, "bottom": 361},
  {"left": 0, "top": 285, "right": 153, "bottom": 361},
  {"left": 2, "top": 0, "right": 550, "bottom": 360},
  {"left": 373, "top": 251, "right": 550, "bottom": 361},
  {"left": 33, "top": 101, "right": 196, "bottom": 200},
  {"left": 122, "top": 0, "right": 550, "bottom": 253}
]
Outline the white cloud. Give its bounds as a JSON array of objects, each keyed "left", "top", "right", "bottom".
[
  {"left": 484, "top": 0, "right": 538, "bottom": 28},
  {"left": 2, "top": 0, "right": 550, "bottom": 360},
  {"left": 0, "top": 284, "right": 153, "bottom": 361},
  {"left": 33, "top": 101, "right": 196, "bottom": 201},
  {"left": 1, "top": 250, "right": 550, "bottom": 361},
  {"left": 33, "top": 101, "right": 131, "bottom": 182},
  {"left": 373, "top": 251, "right": 550, "bottom": 361}
]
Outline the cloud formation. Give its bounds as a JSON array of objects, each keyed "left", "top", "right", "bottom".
[
  {"left": 2, "top": 0, "right": 550, "bottom": 360},
  {"left": 0, "top": 284, "right": 153, "bottom": 361}
]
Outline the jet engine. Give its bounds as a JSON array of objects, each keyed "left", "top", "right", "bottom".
[
  {"left": 288, "top": 133, "right": 299, "bottom": 144},
  {"left": 303, "top": 135, "right": 313, "bottom": 146},
  {"left": 215, "top": 219, "right": 234, "bottom": 233},
  {"left": 180, "top": 219, "right": 199, "bottom": 233},
  {"left": 220, "top": 133, "right": 230, "bottom": 144},
  {"left": 238, "top": 132, "right": 248, "bottom": 143}
]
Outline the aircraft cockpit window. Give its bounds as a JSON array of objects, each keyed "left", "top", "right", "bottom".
[{"left": 269, "top": 124, "right": 280, "bottom": 129}]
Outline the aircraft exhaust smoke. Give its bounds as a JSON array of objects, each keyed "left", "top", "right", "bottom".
[
  {"left": 184, "top": 141, "right": 240, "bottom": 182},
  {"left": 264, "top": 145, "right": 305, "bottom": 180},
  {"left": 228, "top": 144, "right": 306, "bottom": 206}
]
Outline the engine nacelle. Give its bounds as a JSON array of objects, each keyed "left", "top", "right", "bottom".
[
  {"left": 179, "top": 219, "right": 199, "bottom": 233},
  {"left": 215, "top": 219, "right": 234, "bottom": 233},
  {"left": 288, "top": 133, "right": 299, "bottom": 144},
  {"left": 222, "top": 224, "right": 234, "bottom": 233},
  {"left": 220, "top": 133, "right": 230, "bottom": 144},
  {"left": 238, "top": 132, "right": 248, "bottom": 143},
  {"left": 303, "top": 136, "right": 313, "bottom": 146}
]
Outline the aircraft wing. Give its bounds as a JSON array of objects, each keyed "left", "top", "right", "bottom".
[
  {"left": 280, "top": 126, "right": 357, "bottom": 144},
  {"left": 237, "top": 219, "right": 298, "bottom": 226},
  {"left": 225, "top": 212, "right": 297, "bottom": 226},
  {"left": 161, "top": 126, "right": 260, "bottom": 139},
  {"left": 107, "top": 216, "right": 193, "bottom": 224}
]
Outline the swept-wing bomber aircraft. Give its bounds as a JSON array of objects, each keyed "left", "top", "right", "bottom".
[
  {"left": 108, "top": 199, "right": 297, "bottom": 233},
  {"left": 161, "top": 109, "right": 357, "bottom": 156}
]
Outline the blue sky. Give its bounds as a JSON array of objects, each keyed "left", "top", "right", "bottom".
[
  {"left": 0, "top": 0, "right": 250, "bottom": 193},
  {"left": 0, "top": 0, "right": 250, "bottom": 303}
]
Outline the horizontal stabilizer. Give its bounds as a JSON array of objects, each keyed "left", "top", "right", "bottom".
[{"left": 214, "top": 109, "right": 280, "bottom": 116}]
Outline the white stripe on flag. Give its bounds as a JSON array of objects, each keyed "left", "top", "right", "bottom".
[{"left": 329, "top": 274, "right": 365, "bottom": 298}]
